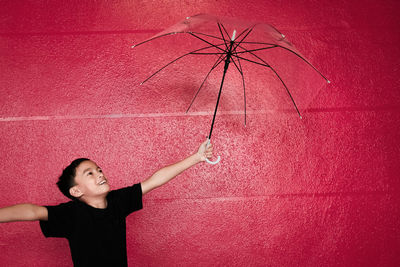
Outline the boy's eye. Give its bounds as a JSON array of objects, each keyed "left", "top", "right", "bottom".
[
  {"left": 88, "top": 172, "right": 93, "bottom": 175},
  {"left": 98, "top": 169, "right": 102, "bottom": 173}
]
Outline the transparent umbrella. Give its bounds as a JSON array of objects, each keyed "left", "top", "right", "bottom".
[{"left": 132, "top": 14, "right": 330, "bottom": 164}]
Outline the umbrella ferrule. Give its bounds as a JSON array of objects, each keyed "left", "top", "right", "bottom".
[{"left": 231, "top": 29, "right": 237, "bottom": 41}]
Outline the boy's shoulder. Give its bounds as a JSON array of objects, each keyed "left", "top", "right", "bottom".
[{"left": 44, "top": 200, "right": 79, "bottom": 216}]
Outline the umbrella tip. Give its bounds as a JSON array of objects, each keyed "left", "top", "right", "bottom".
[
  {"left": 281, "top": 34, "right": 285, "bottom": 38},
  {"left": 300, "top": 115, "right": 303, "bottom": 120},
  {"left": 186, "top": 16, "right": 190, "bottom": 19},
  {"left": 232, "top": 30, "right": 237, "bottom": 41},
  {"left": 131, "top": 45, "right": 135, "bottom": 48},
  {"left": 327, "top": 80, "right": 331, "bottom": 84}
]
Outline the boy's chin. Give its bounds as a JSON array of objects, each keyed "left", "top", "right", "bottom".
[
  {"left": 101, "top": 185, "right": 111, "bottom": 194},
  {"left": 95, "top": 185, "right": 111, "bottom": 197}
]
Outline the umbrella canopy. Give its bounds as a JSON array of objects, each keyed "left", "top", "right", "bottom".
[{"left": 132, "top": 14, "right": 329, "bottom": 163}]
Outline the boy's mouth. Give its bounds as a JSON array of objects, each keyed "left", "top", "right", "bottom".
[{"left": 98, "top": 179, "right": 107, "bottom": 185}]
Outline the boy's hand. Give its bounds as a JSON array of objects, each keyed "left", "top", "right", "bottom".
[{"left": 197, "top": 139, "right": 214, "bottom": 162}]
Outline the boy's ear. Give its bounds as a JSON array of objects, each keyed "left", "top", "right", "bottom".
[{"left": 70, "top": 186, "right": 83, "bottom": 198}]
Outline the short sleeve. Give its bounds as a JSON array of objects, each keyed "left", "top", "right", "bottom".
[
  {"left": 39, "top": 201, "right": 75, "bottom": 238},
  {"left": 108, "top": 183, "right": 143, "bottom": 217}
]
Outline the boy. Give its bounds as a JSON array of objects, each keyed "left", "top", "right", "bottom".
[{"left": 0, "top": 140, "right": 214, "bottom": 266}]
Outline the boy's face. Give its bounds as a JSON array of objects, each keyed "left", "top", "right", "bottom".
[{"left": 71, "top": 160, "right": 110, "bottom": 200}]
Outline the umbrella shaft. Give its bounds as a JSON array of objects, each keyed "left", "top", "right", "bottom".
[{"left": 208, "top": 40, "right": 235, "bottom": 140}]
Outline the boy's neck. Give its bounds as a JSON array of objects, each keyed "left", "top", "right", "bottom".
[{"left": 80, "top": 195, "right": 108, "bottom": 209}]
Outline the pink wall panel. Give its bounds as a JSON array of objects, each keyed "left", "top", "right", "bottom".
[{"left": 1, "top": 0, "right": 399, "bottom": 266}]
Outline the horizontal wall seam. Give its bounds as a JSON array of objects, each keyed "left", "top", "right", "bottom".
[{"left": 0, "top": 106, "right": 398, "bottom": 122}]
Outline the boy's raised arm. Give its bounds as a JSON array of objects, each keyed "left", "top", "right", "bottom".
[
  {"left": 141, "top": 140, "right": 213, "bottom": 195},
  {"left": 0, "top": 204, "right": 48, "bottom": 223}
]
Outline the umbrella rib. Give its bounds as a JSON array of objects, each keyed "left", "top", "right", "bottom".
[
  {"left": 269, "top": 65, "right": 302, "bottom": 118},
  {"left": 219, "top": 22, "right": 230, "bottom": 39},
  {"left": 276, "top": 45, "right": 329, "bottom": 82},
  {"left": 230, "top": 55, "right": 243, "bottom": 75},
  {"left": 230, "top": 50, "right": 247, "bottom": 126},
  {"left": 239, "top": 41, "right": 330, "bottom": 82},
  {"left": 132, "top": 31, "right": 186, "bottom": 48},
  {"left": 232, "top": 52, "right": 302, "bottom": 118},
  {"left": 217, "top": 23, "right": 231, "bottom": 51},
  {"left": 232, "top": 27, "right": 255, "bottom": 52},
  {"left": 232, "top": 54, "right": 270, "bottom": 67},
  {"left": 140, "top": 44, "right": 225, "bottom": 85},
  {"left": 234, "top": 27, "right": 253, "bottom": 41},
  {"left": 188, "top": 32, "right": 227, "bottom": 53},
  {"left": 234, "top": 45, "right": 278, "bottom": 54},
  {"left": 190, "top": 51, "right": 227, "bottom": 55},
  {"left": 186, "top": 53, "right": 227, "bottom": 113},
  {"left": 219, "top": 22, "right": 236, "bottom": 44}
]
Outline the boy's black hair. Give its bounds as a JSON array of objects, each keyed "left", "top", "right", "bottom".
[{"left": 57, "top": 158, "right": 90, "bottom": 200}]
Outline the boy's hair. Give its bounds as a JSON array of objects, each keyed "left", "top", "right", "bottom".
[{"left": 57, "top": 158, "right": 90, "bottom": 200}]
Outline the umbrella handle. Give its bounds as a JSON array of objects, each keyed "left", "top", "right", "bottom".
[{"left": 205, "top": 138, "right": 221, "bottom": 165}]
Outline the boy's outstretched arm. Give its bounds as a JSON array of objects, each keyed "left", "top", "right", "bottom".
[
  {"left": 141, "top": 140, "right": 213, "bottom": 195},
  {"left": 0, "top": 204, "right": 48, "bottom": 223}
]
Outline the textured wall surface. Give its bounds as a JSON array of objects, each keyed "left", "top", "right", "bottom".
[{"left": 1, "top": 0, "right": 399, "bottom": 266}]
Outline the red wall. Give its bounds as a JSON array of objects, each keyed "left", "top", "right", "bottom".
[{"left": 1, "top": 1, "right": 399, "bottom": 266}]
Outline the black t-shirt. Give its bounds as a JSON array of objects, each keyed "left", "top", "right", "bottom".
[{"left": 40, "top": 183, "right": 143, "bottom": 267}]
